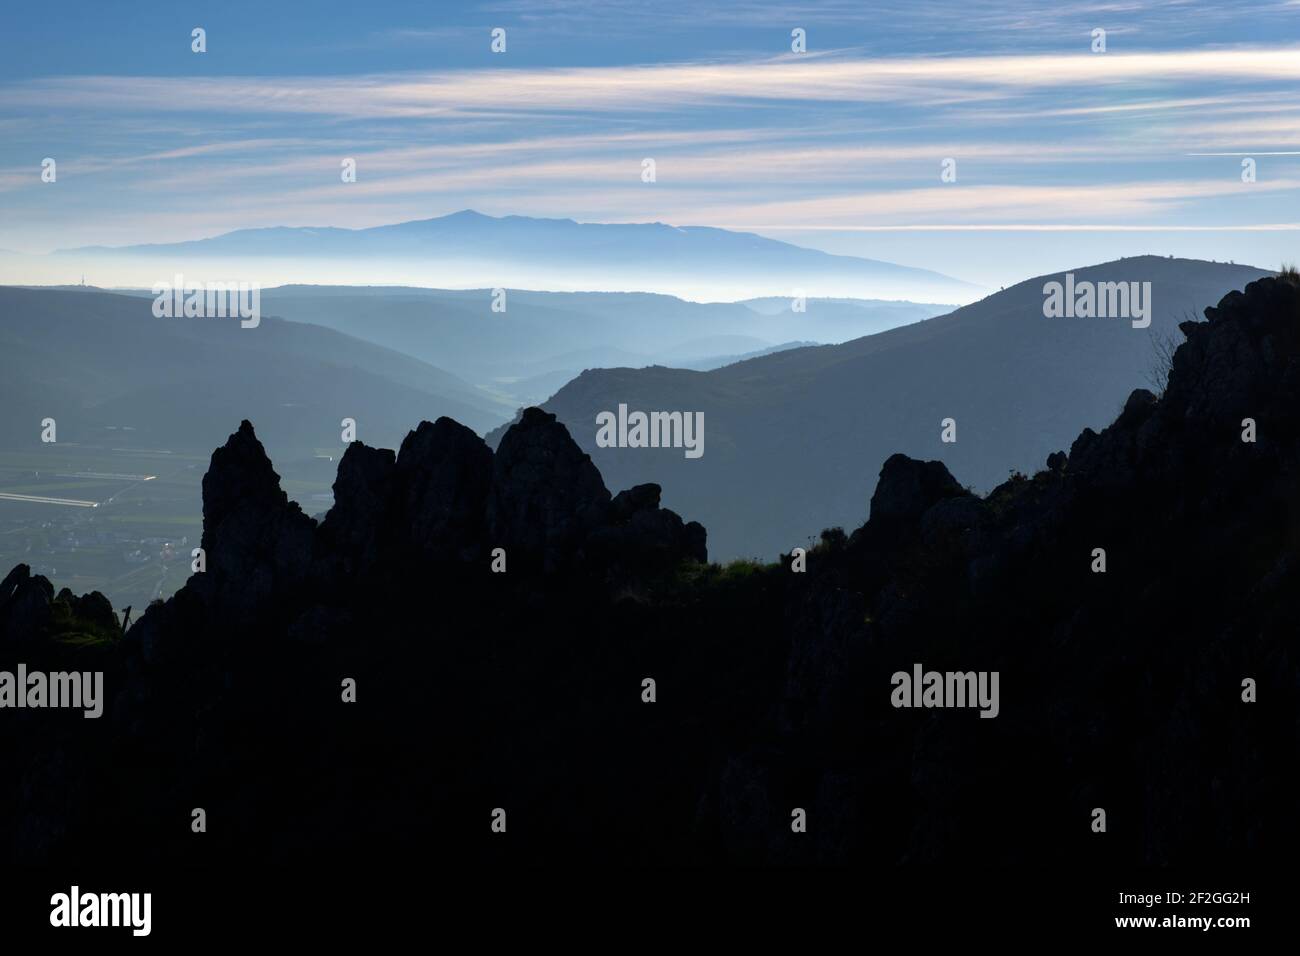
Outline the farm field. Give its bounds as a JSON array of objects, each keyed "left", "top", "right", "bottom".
[{"left": 0, "top": 440, "right": 336, "bottom": 617}]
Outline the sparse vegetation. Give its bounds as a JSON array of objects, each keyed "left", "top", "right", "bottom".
[
  {"left": 48, "top": 593, "right": 120, "bottom": 646},
  {"left": 1144, "top": 321, "right": 1187, "bottom": 398},
  {"left": 813, "top": 526, "right": 847, "bottom": 554}
]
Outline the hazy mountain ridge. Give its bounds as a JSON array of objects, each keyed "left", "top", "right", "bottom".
[
  {"left": 0, "top": 286, "right": 514, "bottom": 453},
  {"left": 40, "top": 211, "right": 983, "bottom": 302},
  {"left": 499, "top": 256, "right": 1274, "bottom": 560},
  {"left": 0, "top": 277, "right": 956, "bottom": 406},
  {"left": 243, "top": 285, "right": 950, "bottom": 390}
]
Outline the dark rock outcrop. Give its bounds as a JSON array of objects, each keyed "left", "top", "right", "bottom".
[
  {"left": 860, "top": 452, "right": 971, "bottom": 548},
  {"left": 192, "top": 420, "right": 317, "bottom": 625},
  {"left": 0, "top": 564, "right": 54, "bottom": 646},
  {"left": 587, "top": 483, "right": 708, "bottom": 579},
  {"left": 486, "top": 406, "right": 613, "bottom": 572},
  {"left": 319, "top": 441, "right": 395, "bottom": 573},
  {"left": 391, "top": 417, "right": 493, "bottom": 565}
]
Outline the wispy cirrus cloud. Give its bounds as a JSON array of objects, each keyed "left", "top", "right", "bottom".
[{"left": 9, "top": 46, "right": 1300, "bottom": 120}]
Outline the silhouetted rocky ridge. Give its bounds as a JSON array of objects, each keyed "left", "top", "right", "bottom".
[{"left": 1, "top": 275, "right": 1297, "bottom": 866}]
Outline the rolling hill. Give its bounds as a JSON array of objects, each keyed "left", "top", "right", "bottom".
[{"left": 0, "top": 287, "right": 514, "bottom": 455}]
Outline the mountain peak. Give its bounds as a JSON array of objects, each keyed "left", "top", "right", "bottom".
[{"left": 49, "top": 210, "right": 982, "bottom": 302}]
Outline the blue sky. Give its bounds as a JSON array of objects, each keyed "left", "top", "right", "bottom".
[{"left": 2, "top": 0, "right": 1300, "bottom": 290}]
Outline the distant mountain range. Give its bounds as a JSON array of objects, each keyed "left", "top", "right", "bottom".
[
  {"left": 251, "top": 286, "right": 952, "bottom": 391},
  {"left": 5, "top": 283, "right": 953, "bottom": 401},
  {"left": 491, "top": 256, "right": 1275, "bottom": 561},
  {"left": 41, "top": 210, "right": 984, "bottom": 303}
]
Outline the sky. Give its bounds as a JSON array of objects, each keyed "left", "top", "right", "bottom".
[{"left": 2, "top": 0, "right": 1299, "bottom": 291}]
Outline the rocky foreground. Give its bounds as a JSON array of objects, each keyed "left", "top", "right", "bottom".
[{"left": 1, "top": 276, "right": 1298, "bottom": 867}]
